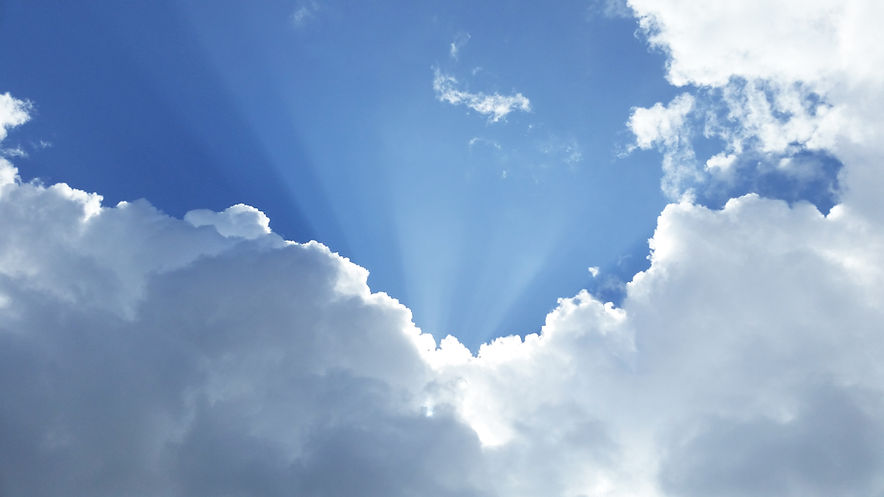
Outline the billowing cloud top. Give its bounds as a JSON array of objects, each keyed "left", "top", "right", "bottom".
[
  {"left": 0, "top": 93, "right": 31, "bottom": 142},
  {"left": 3, "top": 1, "right": 884, "bottom": 496}
]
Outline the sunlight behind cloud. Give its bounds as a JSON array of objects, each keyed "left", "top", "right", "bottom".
[{"left": 3, "top": 1, "right": 884, "bottom": 496}]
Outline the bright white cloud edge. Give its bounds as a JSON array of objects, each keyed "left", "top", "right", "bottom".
[{"left": 3, "top": 1, "right": 884, "bottom": 496}]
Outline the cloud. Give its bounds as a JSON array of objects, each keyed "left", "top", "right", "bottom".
[
  {"left": 4, "top": 0, "right": 884, "bottom": 495},
  {"left": 0, "top": 93, "right": 31, "bottom": 143},
  {"left": 185, "top": 203, "right": 272, "bottom": 239},
  {"left": 627, "top": 93, "right": 700, "bottom": 198},
  {"left": 0, "top": 152, "right": 484, "bottom": 495},
  {"left": 627, "top": 82, "right": 845, "bottom": 206},
  {"left": 630, "top": 0, "right": 884, "bottom": 89},
  {"left": 588, "top": 0, "right": 633, "bottom": 19},
  {"left": 0, "top": 94, "right": 32, "bottom": 186},
  {"left": 449, "top": 32, "right": 471, "bottom": 60},
  {"left": 539, "top": 134, "right": 583, "bottom": 167},
  {"left": 7, "top": 151, "right": 884, "bottom": 496},
  {"left": 5, "top": 112, "right": 884, "bottom": 497},
  {"left": 291, "top": 0, "right": 320, "bottom": 28},
  {"left": 433, "top": 69, "right": 531, "bottom": 123},
  {"left": 0, "top": 146, "right": 27, "bottom": 158},
  {"left": 467, "top": 136, "right": 501, "bottom": 151},
  {"left": 628, "top": 93, "right": 694, "bottom": 151},
  {"left": 628, "top": 0, "right": 884, "bottom": 216}
]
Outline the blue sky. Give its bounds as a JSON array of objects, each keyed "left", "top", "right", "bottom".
[
  {"left": 1, "top": 0, "right": 678, "bottom": 347},
  {"left": 2, "top": 2, "right": 882, "bottom": 496}
]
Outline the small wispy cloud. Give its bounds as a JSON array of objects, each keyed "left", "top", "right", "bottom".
[
  {"left": 449, "top": 32, "right": 471, "bottom": 60},
  {"left": 467, "top": 136, "right": 502, "bottom": 151},
  {"left": 432, "top": 69, "right": 531, "bottom": 123},
  {"left": 539, "top": 135, "right": 583, "bottom": 167},
  {"left": 1, "top": 146, "right": 27, "bottom": 158},
  {"left": 291, "top": 0, "right": 320, "bottom": 28},
  {"left": 587, "top": 0, "right": 633, "bottom": 19}
]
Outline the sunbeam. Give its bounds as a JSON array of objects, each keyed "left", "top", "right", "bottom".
[{"left": 5, "top": 1, "right": 881, "bottom": 495}]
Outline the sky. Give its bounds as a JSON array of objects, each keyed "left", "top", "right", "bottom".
[
  {"left": 1, "top": 1, "right": 883, "bottom": 496},
  {"left": 1, "top": 0, "right": 679, "bottom": 348}
]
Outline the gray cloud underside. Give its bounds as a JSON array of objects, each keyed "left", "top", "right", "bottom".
[{"left": 4, "top": 1, "right": 884, "bottom": 495}]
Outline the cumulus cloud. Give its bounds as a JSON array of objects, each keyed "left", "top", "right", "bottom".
[
  {"left": 0, "top": 154, "right": 480, "bottom": 495},
  {"left": 630, "top": 0, "right": 884, "bottom": 88},
  {"left": 433, "top": 69, "right": 531, "bottom": 123},
  {"left": 4, "top": 1, "right": 884, "bottom": 495},
  {"left": 0, "top": 93, "right": 30, "bottom": 142},
  {"left": 185, "top": 203, "right": 272, "bottom": 239},
  {"left": 628, "top": 0, "right": 884, "bottom": 216},
  {"left": 627, "top": 82, "right": 845, "bottom": 206},
  {"left": 627, "top": 93, "right": 699, "bottom": 198},
  {"left": 629, "top": 93, "right": 693, "bottom": 150}
]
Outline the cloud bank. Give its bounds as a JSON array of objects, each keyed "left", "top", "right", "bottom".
[{"left": 3, "top": 1, "right": 884, "bottom": 495}]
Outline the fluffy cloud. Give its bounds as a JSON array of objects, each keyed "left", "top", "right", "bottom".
[
  {"left": 4, "top": 1, "right": 884, "bottom": 495},
  {"left": 435, "top": 195, "right": 884, "bottom": 496},
  {"left": 628, "top": 0, "right": 884, "bottom": 216},
  {"left": 0, "top": 93, "right": 31, "bottom": 185},
  {"left": 627, "top": 93, "right": 698, "bottom": 198},
  {"left": 628, "top": 82, "right": 847, "bottom": 205},
  {"left": 0, "top": 153, "right": 486, "bottom": 496},
  {"left": 185, "top": 204, "right": 272, "bottom": 240},
  {"left": 0, "top": 93, "right": 30, "bottom": 142},
  {"left": 629, "top": 0, "right": 884, "bottom": 89},
  {"left": 433, "top": 69, "right": 531, "bottom": 123}
]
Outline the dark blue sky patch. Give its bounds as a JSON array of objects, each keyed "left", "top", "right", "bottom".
[{"left": 697, "top": 149, "right": 842, "bottom": 214}]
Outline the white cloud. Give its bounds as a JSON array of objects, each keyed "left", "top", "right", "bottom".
[
  {"left": 628, "top": 0, "right": 884, "bottom": 216},
  {"left": 433, "top": 69, "right": 531, "bottom": 123},
  {"left": 628, "top": 93, "right": 693, "bottom": 150},
  {"left": 185, "top": 203, "right": 272, "bottom": 239},
  {"left": 291, "top": 0, "right": 320, "bottom": 28},
  {"left": 467, "top": 136, "right": 501, "bottom": 151},
  {"left": 4, "top": 1, "right": 884, "bottom": 495},
  {"left": 0, "top": 93, "right": 30, "bottom": 143},
  {"left": 629, "top": 0, "right": 884, "bottom": 89},
  {"left": 627, "top": 93, "right": 701, "bottom": 199},
  {"left": 449, "top": 32, "right": 471, "bottom": 60},
  {"left": 4, "top": 125, "right": 884, "bottom": 497},
  {"left": 5, "top": 149, "right": 884, "bottom": 495},
  {"left": 627, "top": 81, "right": 847, "bottom": 202},
  {"left": 0, "top": 156, "right": 475, "bottom": 496},
  {"left": 588, "top": 0, "right": 633, "bottom": 19},
  {"left": 1, "top": 145, "right": 27, "bottom": 159},
  {"left": 703, "top": 151, "right": 736, "bottom": 172}
]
